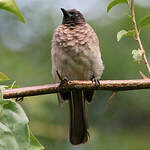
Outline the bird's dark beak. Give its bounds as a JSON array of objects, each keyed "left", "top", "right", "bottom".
[{"left": 61, "top": 8, "right": 70, "bottom": 18}]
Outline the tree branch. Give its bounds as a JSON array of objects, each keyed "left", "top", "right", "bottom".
[
  {"left": 2, "top": 79, "right": 150, "bottom": 99},
  {"left": 130, "top": 0, "right": 150, "bottom": 75}
]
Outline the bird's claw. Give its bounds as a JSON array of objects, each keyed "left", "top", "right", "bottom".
[
  {"left": 60, "top": 76, "right": 69, "bottom": 85},
  {"left": 15, "top": 97, "right": 24, "bottom": 102},
  {"left": 56, "top": 70, "right": 69, "bottom": 86},
  {"left": 91, "top": 77, "right": 100, "bottom": 86}
]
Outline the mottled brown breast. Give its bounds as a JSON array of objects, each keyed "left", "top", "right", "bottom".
[{"left": 53, "top": 23, "right": 98, "bottom": 48}]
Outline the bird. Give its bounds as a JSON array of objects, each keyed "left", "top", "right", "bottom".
[{"left": 51, "top": 8, "right": 104, "bottom": 145}]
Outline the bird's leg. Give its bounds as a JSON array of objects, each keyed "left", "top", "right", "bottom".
[
  {"left": 56, "top": 71, "right": 70, "bottom": 103},
  {"left": 56, "top": 70, "right": 69, "bottom": 86},
  {"left": 91, "top": 75, "right": 100, "bottom": 86}
]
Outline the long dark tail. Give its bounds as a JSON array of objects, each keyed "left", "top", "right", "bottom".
[
  {"left": 57, "top": 89, "right": 95, "bottom": 145},
  {"left": 69, "top": 89, "right": 88, "bottom": 145}
]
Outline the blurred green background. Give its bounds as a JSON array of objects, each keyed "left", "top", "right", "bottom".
[{"left": 1, "top": 0, "right": 150, "bottom": 149}]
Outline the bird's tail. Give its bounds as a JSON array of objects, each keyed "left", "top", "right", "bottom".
[{"left": 69, "top": 89, "right": 89, "bottom": 145}]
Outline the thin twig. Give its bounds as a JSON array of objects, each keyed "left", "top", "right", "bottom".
[
  {"left": 2, "top": 79, "right": 150, "bottom": 99},
  {"left": 10, "top": 81, "right": 16, "bottom": 89},
  {"left": 139, "top": 71, "right": 149, "bottom": 79},
  {"left": 107, "top": 91, "right": 117, "bottom": 106},
  {"left": 130, "top": 0, "right": 150, "bottom": 75}
]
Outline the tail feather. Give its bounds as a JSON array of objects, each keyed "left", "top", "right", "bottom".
[
  {"left": 69, "top": 89, "right": 88, "bottom": 145},
  {"left": 57, "top": 89, "right": 94, "bottom": 145},
  {"left": 57, "top": 92, "right": 71, "bottom": 106},
  {"left": 84, "top": 90, "right": 95, "bottom": 103}
]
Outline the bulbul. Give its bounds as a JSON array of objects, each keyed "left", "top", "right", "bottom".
[{"left": 51, "top": 8, "right": 104, "bottom": 145}]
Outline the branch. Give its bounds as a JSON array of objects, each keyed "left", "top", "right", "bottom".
[
  {"left": 130, "top": 0, "right": 150, "bottom": 75},
  {"left": 2, "top": 79, "right": 150, "bottom": 99}
]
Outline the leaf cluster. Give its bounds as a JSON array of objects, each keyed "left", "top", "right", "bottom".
[{"left": 107, "top": 0, "right": 150, "bottom": 63}]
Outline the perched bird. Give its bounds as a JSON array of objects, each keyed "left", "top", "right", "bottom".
[{"left": 51, "top": 8, "right": 104, "bottom": 145}]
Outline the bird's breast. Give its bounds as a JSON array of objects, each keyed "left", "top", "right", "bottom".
[{"left": 54, "top": 23, "right": 97, "bottom": 48}]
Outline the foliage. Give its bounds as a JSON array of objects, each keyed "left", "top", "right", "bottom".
[
  {"left": 139, "top": 15, "right": 150, "bottom": 28},
  {"left": 117, "top": 30, "right": 135, "bottom": 42},
  {"left": 132, "top": 49, "right": 143, "bottom": 63},
  {"left": 107, "top": 0, "right": 128, "bottom": 12},
  {"left": 108, "top": 0, "right": 150, "bottom": 72},
  {"left": 0, "top": 72, "right": 9, "bottom": 82},
  {"left": 28, "top": 132, "right": 44, "bottom": 150},
  {"left": 0, "top": 87, "right": 44, "bottom": 149},
  {"left": 0, "top": 1, "right": 44, "bottom": 148},
  {"left": 0, "top": 0, "right": 25, "bottom": 23}
]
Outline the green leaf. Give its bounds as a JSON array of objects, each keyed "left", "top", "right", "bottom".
[
  {"left": 0, "top": 99, "right": 30, "bottom": 150},
  {"left": 28, "top": 131, "right": 45, "bottom": 150},
  {"left": 107, "top": 0, "right": 128, "bottom": 12},
  {"left": 0, "top": 72, "right": 9, "bottom": 82},
  {"left": 0, "top": 0, "right": 25, "bottom": 23},
  {"left": 0, "top": 90, "right": 44, "bottom": 149},
  {"left": 117, "top": 30, "right": 135, "bottom": 42},
  {"left": 139, "top": 15, "right": 150, "bottom": 28},
  {"left": 132, "top": 49, "right": 143, "bottom": 63}
]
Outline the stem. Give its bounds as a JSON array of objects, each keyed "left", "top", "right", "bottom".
[
  {"left": 107, "top": 91, "right": 117, "bottom": 106},
  {"left": 130, "top": 0, "right": 150, "bottom": 75}
]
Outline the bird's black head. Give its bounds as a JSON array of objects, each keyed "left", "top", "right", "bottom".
[{"left": 61, "top": 8, "right": 86, "bottom": 26}]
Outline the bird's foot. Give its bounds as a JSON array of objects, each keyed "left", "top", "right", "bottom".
[
  {"left": 56, "top": 71, "right": 69, "bottom": 86},
  {"left": 91, "top": 76, "right": 100, "bottom": 86},
  {"left": 15, "top": 97, "right": 24, "bottom": 102},
  {"left": 60, "top": 76, "right": 69, "bottom": 85}
]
